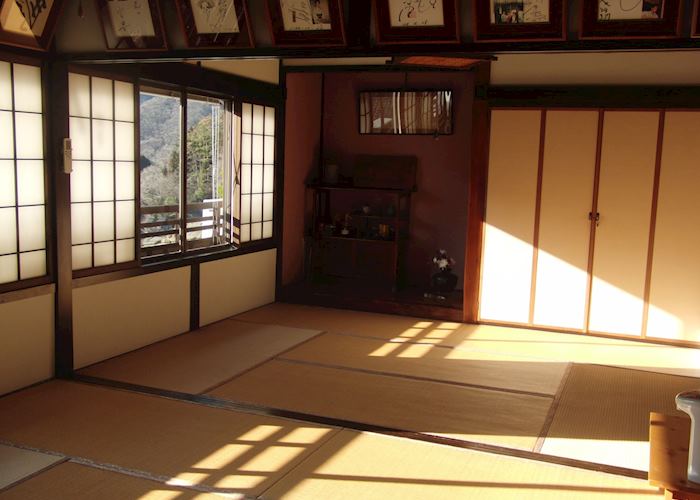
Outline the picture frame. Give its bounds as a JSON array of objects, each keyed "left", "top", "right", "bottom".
[
  {"left": 265, "top": 0, "right": 346, "bottom": 46},
  {"left": 95, "top": 0, "right": 168, "bottom": 51},
  {"left": 693, "top": 0, "right": 700, "bottom": 37},
  {"left": 579, "top": 0, "right": 682, "bottom": 39},
  {"left": 0, "top": 0, "right": 65, "bottom": 51},
  {"left": 372, "top": 0, "right": 460, "bottom": 45},
  {"left": 473, "top": 0, "right": 566, "bottom": 42},
  {"left": 175, "top": 0, "right": 254, "bottom": 48}
]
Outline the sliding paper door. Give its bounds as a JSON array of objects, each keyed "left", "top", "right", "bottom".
[
  {"left": 533, "top": 111, "right": 598, "bottom": 330},
  {"left": 479, "top": 110, "right": 541, "bottom": 323},
  {"left": 588, "top": 111, "right": 659, "bottom": 336}
]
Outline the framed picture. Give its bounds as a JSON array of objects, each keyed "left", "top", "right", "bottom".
[
  {"left": 96, "top": 0, "right": 168, "bottom": 51},
  {"left": 265, "top": 0, "right": 346, "bottom": 46},
  {"left": 580, "top": 0, "right": 682, "bottom": 38},
  {"left": 0, "top": 0, "right": 65, "bottom": 50},
  {"left": 473, "top": 0, "right": 566, "bottom": 42},
  {"left": 372, "top": 0, "right": 460, "bottom": 44},
  {"left": 175, "top": 0, "right": 254, "bottom": 48},
  {"left": 693, "top": 0, "right": 700, "bottom": 37}
]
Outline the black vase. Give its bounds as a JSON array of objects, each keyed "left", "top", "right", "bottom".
[{"left": 431, "top": 269, "right": 458, "bottom": 293}]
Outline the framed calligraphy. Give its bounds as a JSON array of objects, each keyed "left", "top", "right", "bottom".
[
  {"left": 0, "top": 0, "right": 65, "bottom": 50},
  {"left": 372, "top": 0, "right": 460, "bottom": 44},
  {"left": 692, "top": 0, "right": 700, "bottom": 37},
  {"left": 265, "top": 0, "right": 346, "bottom": 46},
  {"left": 580, "top": 0, "right": 682, "bottom": 38},
  {"left": 175, "top": 0, "right": 254, "bottom": 48},
  {"left": 473, "top": 0, "right": 566, "bottom": 41},
  {"left": 96, "top": 0, "right": 168, "bottom": 51}
]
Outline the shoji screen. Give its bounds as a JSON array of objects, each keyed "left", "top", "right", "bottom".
[
  {"left": 479, "top": 110, "right": 541, "bottom": 323},
  {"left": 647, "top": 112, "right": 700, "bottom": 343},
  {"left": 588, "top": 111, "right": 659, "bottom": 336},
  {"left": 0, "top": 62, "right": 47, "bottom": 284},
  {"left": 69, "top": 74, "right": 136, "bottom": 271},
  {"left": 532, "top": 111, "right": 598, "bottom": 330}
]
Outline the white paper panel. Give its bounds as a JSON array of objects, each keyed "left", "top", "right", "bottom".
[
  {"left": 70, "top": 161, "right": 92, "bottom": 203},
  {"left": 0, "top": 207, "right": 17, "bottom": 254},
  {"left": 0, "top": 254, "right": 17, "bottom": 283},
  {"left": 116, "top": 200, "right": 135, "bottom": 238},
  {"left": 16, "top": 160, "right": 44, "bottom": 206},
  {"left": 253, "top": 105, "right": 264, "bottom": 135},
  {"left": 115, "top": 122, "right": 134, "bottom": 161},
  {"left": 0, "top": 112, "right": 14, "bottom": 158},
  {"left": 264, "top": 107, "right": 275, "bottom": 135},
  {"left": 12, "top": 64, "right": 41, "bottom": 113},
  {"left": 241, "top": 163, "right": 251, "bottom": 194},
  {"left": 262, "top": 221, "right": 273, "bottom": 239},
  {"left": 251, "top": 222, "right": 262, "bottom": 241},
  {"left": 241, "top": 134, "right": 251, "bottom": 163},
  {"left": 264, "top": 164, "right": 274, "bottom": 193},
  {"left": 242, "top": 103, "right": 252, "bottom": 133},
  {"left": 252, "top": 164, "right": 263, "bottom": 193},
  {"left": 240, "top": 224, "right": 250, "bottom": 243},
  {"left": 114, "top": 81, "right": 134, "bottom": 122},
  {"left": 92, "top": 119, "right": 114, "bottom": 161},
  {"left": 71, "top": 203, "right": 92, "bottom": 245},
  {"left": 15, "top": 113, "right": 43, "bottom": 159},
  {"left": 251, "top": 193, "right": 262, "bottom": 222},
  {"left": 252, "top": 135, "right": 263, "bottom": 164},
  {"left": 0, "top": 160, "right": 15, "bottom": 206},
  {"left": 263, "top": 193, "right": 273, "bottom": 221},
  {"left": 0, "top": 62, "right": 11, "bottom": 110},
  {"left": 116, "top": 238, "right": 135, "bottom": 263},
  {"left": 91, "top": 77, "right": 113, "bottom": 120},
  {"left": 115, "top": 162, "right": 134, "bottom": 200},
  {"left": 93, "top": 161, "right": 114, "bottom": 201},
  {"left": 241, "top": 194, "right": 251, "bottom": 223},
  {"left": 69, "top": 73, "right": 90, "bottom": 118},
  {"left": 72, "top": 244, "right": 92, "bottom": 270},
  {"left": 18, "top": 205, "right": 45, "bottom": 251},
  {"left": 19, "top": 250, "right": 45, "bottom": 279},
  {"left": 264, "top": 136, "right": 274, "bottom": 164},
  {"left": 70, "top": 117, "right": 91, "bottom": 160},
  {"left": 93, "top": 202, "right": 115, "bottom": 241},
  {"left": 94, "top": 241, "right": 114, "bottom": 267}
]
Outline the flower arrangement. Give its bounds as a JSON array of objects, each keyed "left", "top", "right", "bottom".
[{"left": 432, "top": 249, "right": 456, "bottom": 272}]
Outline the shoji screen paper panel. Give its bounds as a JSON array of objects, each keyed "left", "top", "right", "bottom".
[
  {"left": 588, "top": 111, "right": 659, "bottom": 336},
  {"left": 479, "top": 110, "right": 541, "bottom": 324},
  {"left": 647, "top": 112, "right": 700, "bottom": 343},
  {"left": 533, "top": 111, "right": 598, "bottom": 330}
]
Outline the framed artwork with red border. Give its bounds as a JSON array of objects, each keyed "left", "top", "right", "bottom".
[
  {"left": 693, "top": 0, "right": 700, "bottom": 37},
  {"left": 175, "top": 0, "right": 254, "bottom": 48},
  {"left": 473, "top": 0, "right": 566, "bottom": 42},
  {"left": 580, "top": 0, "right": 682, "bottom": 39},
  {"left": 372, "top": 0, "right": 460, "bottom": 44},
  {"left": 0, "top": 0, "right": 66, "bottom": 51},
  {"left": 95, "top": 0, "right": 168, "bottom": 51},
  {"left": 265, "top": 0, "right": 346, "bottom": 46}
]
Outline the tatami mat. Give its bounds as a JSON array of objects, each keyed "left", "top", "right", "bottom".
[
  {"left": 541, "top": 364, "right": 699, "bottom": 471},
  {"left": 0, "top": 462, "right": 222, "bottom": 499},
  {"left": 0, "top": 381, "right": 337, "bottom": 497},
  {"left": 261, "top": 430, "right": 662, "bottom": 500},
  {"left": 281, "top": 333, "right": 568, "bottom": 396},
  {"left": 80, "top": 320, "right": 322, "bottom": 393},
  {"left": 208, "top": 360, "right": 552, "bottom": 451},
  {"left": 0, "top": 445, "right": 62, "bottom": 491}
]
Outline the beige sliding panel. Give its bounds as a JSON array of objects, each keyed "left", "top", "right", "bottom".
[
  {"left": 588, "top": 111, "right": 659, "bottom": 337},
  {"left": 647, "top": 112, "right": 700, "bottom": 343},
  {"left": 479, "top": 110, "right": 541, "bottom": 324},
  {"left": 533, "top": 111, "right": 598, "bottom": 330}
]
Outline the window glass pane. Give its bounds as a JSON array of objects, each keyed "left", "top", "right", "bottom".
[
  {"left": 115, "top": 161, "right": 135, "bottom": 200},
  {"left": 264, "top": 107, "right": 275, "bottom": 135},
  {"left": 18, "top": 205, "right": 45, "bottom": 251},
  {"left": 252, "top": 135, "right": 263, "bottom": 164},
  {"left": 91, "top": 77, "right": 113, "bottom": 120},
  {"left": 72, "top": 244, "right": 92, "bottom": 270},
  {"left": 94, "top": 241, "right": 114, "bottom": 266},
  {"left": 241, "top": 163, "right": 251, "bottom": 194},
  {"left": 241, "top": 194, "right": 250, "bottom": 224},
  {"left": 242, "top": 103, "right": 252, "bottom": 133},
  {"left": 0, "top": 255, "right": 18, "bottom": 284},
  {"left": 241, "top": 133, "right": 251, "bottom": 163},
  {"left": 253, "top": 105, "right": 264, "bottom": 135},
  {"left": 93, "top": 161, "right": 114, "bottom": 202},
  {"left": 93, "top": 202, "right": 115, "bottom": 241},
  {"left": 92, "top": 119, "right": 114, "bottom": 161},
  {"left": 240, "top": 223, "right": 250, "bottom": 243},
  {"left": 12, "top": 64, "right": 41, "bottom": 113},
  {"left": 251, "top": 222, "right": 262, "bottom": 241},
  {"left": 0, "top": 160, "right": 15, "bottom": 206},
  {"left": 0, "top": 62, "right": 11, "bottom": 110},
  {"left": 116, "top": 239, "right": 135, "bottom": 262},
  {"left": 262, "top": 221, "right": 273, "bottom": 239},
  {"left": 19, "top": 250, "right": 45, "bottom": 279},
  {"left": 14, "top": 113, "right": 43, "bottom": 159},
  {"left": 263, "top": 164, "right": 274, "bottom": 193},
  {"left": 116, "top": 200, "right": 135, "bottom": 239},
  {"left": 71, "top": 203, "right": 92, "bottom": 245},
  {"left": 264, "top": 136, "right": 274, "bottom": 164},
  {"left": 114, "top": 81, "right": 134, "bottom": 122},
  {"left": 0, "top": 111, "right": 14, "bottom": 158},
  {"left": 0, "top": 207, "right": 17, "bottom": 254},
  {"left": 115, "top": 121, "right": 134, "bottom": 161},
  {"left": 69, "top": 73, "right": 90, "bottom": 118},
  {"left": 70, "top": 161, "right": 92, "bottom": 203},
  {"left": 252, "top": 164, "right": 263, "bottom": 194},
  {"left": 263, "top": 193, "right": 273, "bottom": 221},
  {"left": 70, "top": 117, "right": 91, "bottom": 160},
  {"left": 16, "top": 160, "right": 45, "bottom": 206},
  {"left": 251, "top": 193, "right": 262, "bottom": 223}
]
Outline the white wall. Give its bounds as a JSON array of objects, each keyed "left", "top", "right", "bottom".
[
  {"left": 200, "top": 249, "right": 277, "bottom": 326},
  {"left": 0, "top": 292, "right": 54, "bottom": 395}
]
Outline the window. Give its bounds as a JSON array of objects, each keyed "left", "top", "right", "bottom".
[
  {"left": 0, "top": 61, "right": 47, "bottom": 285},
  {"left": 68, "top": 73, "right": 137, "bottom": 271}
]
